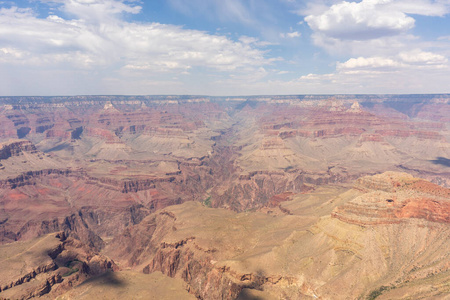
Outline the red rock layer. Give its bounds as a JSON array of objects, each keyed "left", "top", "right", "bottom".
[{"left": 333, "top": 172, "right": 450, "bottom": 225}]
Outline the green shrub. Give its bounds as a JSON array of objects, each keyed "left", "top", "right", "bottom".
[
  {"left": 367, "top": 286, "right": 391, "bottom": 300},
  {"left": 203, "top": 196, "right": 212, "bottom": 207}
]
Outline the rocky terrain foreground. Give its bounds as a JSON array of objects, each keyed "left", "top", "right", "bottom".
[
  {"left": 104, "top": 172, "right": 450, "bottom": 299},
  {"left": 0, "top": 95, "right": 449, "bottom": 299}
]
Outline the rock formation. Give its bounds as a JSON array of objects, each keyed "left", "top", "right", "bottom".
[
  {"left": 333, "top": 172, "right": 450, "bottom": 225},
  {"left": 0, "top": 95, "right": 448, "bottom": 299},
  {"left": 0, "top": 140, "right": 37, "bottom": 159},
  {"left": 0, "top": 232, "right": 116, "bottom": 299}
]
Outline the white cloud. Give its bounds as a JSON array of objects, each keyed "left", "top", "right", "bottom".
[
  {"left": 398, "top": 49, "right": 448, "bottom": 65},
  {"left": 337, "top": 56, "right": 405, "bottom": 70},
  {"left": 303, "top": 0, "right": 450, "bottom": 62},
  {"left": 228, "top": 67, "right": 269, "bottom": 82},
  {"left": 287, "top": 49, "right": 450, "bottom": 93},
  {"left": 336, "top": 50, "right": 448, "bottom": 73},
  {"left": 239, "top": 36, "right": 259, "bottom": 44},
  {"left": 280, "top": 31, "right": 301, "bottom": 38},
  {"left": 303, "top": 0, "right": 450, "bottom": 48},
  {"left": 0, "top": 0, "right": 272, "bottom": 94},
  {"left": 211, "top": 44, "right": 448, "bottom": 95},
  {"left": 238, "top": 35, "right": 274, "bottom": 46},
  {"left": 310, "top": 32, "right": 422, "bottom": 58},
  {"left": 1, "top": 0, "right": 449, "bottom": 96},
  {"left": 305, "top": 0, "right": 415, "bottom": 40}
]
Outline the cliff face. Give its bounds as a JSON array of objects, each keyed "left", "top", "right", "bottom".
[
  {"left": 211, "top": 168, "right": 356, "bottom": 211},
  {"left": 105, "top": 208, "right": 268, "bottom": 299},
  {"left": 0, "top": 168, "right": 199, "bottom": 246},
  {"left": 0, "top": 140, "right": 37, "bottom": 160}
]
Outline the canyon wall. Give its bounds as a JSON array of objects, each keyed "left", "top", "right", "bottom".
[{"left": 0, "top": 95, "right": 448, "bottom": 298}]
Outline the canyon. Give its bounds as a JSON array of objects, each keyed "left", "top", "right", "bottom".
[{"left": 0, "top": 94, "right": 448, "bottom": 299}]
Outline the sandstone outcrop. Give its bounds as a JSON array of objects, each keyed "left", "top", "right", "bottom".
[{"left": 332, "top": 172, "right": 450, "bottom": 225}]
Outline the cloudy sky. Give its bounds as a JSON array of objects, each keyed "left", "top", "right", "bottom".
[{"left": 1, "top": 0, "right": 449, "bottom": 95}]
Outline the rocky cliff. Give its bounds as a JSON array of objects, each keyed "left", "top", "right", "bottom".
[{"left": 0, "top": 140, "right": 37, "bottom": 160}]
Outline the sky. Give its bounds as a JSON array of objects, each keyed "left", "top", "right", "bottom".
[{"left": 0, "top": 0, "right": 449, "bottom": 96}]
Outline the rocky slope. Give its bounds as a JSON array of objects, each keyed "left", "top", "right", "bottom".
[
  {"left": 0, "top": 138, "right": 214, "bottom": 246},
  {"left": 105, "top": 172, "right": 450, "bottom": 299},
  {"left": 333, "top": 171, "right": 450, "bottom": 225},
  {"left": 56, "top": 271, "right": 196, "bottom": 300},
  {"left": 0, "top": 232, "right": 116, "bottom": 299}
]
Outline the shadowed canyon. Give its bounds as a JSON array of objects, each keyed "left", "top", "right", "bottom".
[{"left": 0, "top": 95, "right": 449, "bottom": 299}]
